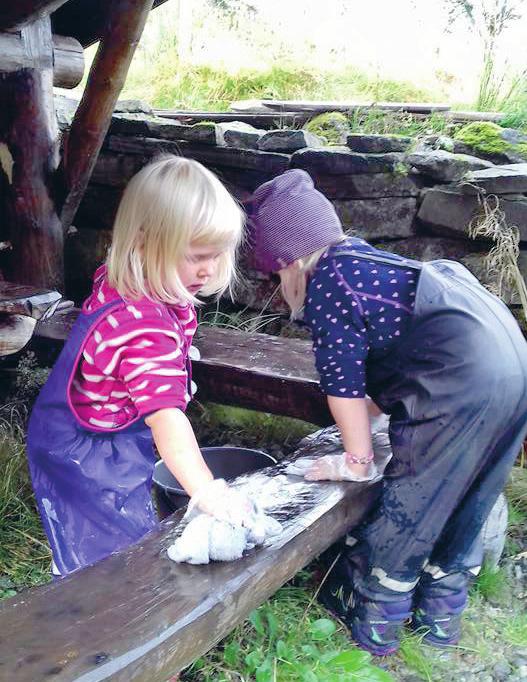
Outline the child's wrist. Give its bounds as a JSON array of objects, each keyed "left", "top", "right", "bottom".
[{"left": 344, "top": 450, "right": 374, "bottom": 466}]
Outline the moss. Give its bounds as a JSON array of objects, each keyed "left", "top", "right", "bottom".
[
  {"left": 516, "top": 142, "right": 527, "bottom": 159},
  {"left": 304, "top": 111, "right": 350, "bottom": 145},
  {"left": 454, "top": 121, "right": 510, "bottom": 155}
]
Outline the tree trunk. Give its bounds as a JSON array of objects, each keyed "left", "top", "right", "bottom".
[{"left": 0, "top": 17, "right": 63, "bottom": 289}]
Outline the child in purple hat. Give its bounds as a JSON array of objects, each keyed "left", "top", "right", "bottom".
[{"left": 249, "top": 168, "right": 527, "bottom": 655}]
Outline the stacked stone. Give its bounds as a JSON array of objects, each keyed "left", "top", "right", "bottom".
[{"left": 62, "top": 101, "right": 527, "bottom": 315}]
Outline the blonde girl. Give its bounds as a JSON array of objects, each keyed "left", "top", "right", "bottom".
[{"left": 27, "top": 155, "right": 249, "bottom": 576}]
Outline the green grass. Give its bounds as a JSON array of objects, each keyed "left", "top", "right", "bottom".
[
  {"left": 181, "top": 574, "right": 394, "bottom": 681},
  {"left": 0, "top": 417, "right": 51, "bottom": 590}
]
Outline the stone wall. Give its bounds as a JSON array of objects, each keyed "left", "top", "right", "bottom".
[{"left": 65, "top": 108, "right": 527, "bottom": 317}]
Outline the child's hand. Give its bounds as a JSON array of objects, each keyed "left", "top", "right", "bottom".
[
  {"left": 286, "top": 454, "right": 379, "bottom": 482},
  {"left": 188, "top": 479, "right": 255, "bottom": 526}
]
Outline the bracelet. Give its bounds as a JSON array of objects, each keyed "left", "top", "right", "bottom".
[{"left": 344, "top": 450, "right": 374, "bottom": 465}]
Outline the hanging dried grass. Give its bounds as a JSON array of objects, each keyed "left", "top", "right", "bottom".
[{"left": 468, "top": 191, "right": 527, "bottom": 323}]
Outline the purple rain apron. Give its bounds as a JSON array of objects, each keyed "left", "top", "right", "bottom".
[
  {"left": 325, "top": 245, "right": 527, "bottom": 599},
  {"left": 27, "top": 300, "right": 159, "bottom": 577}
]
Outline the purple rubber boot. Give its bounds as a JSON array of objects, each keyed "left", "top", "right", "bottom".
[
  {"left": 412, "top": 586, "right": 468, "bottom": 647},
  {"left": 350, "top": 593, "right": 414, "bottom": 656}
]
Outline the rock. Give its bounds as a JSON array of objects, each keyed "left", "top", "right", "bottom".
[
  {"left": 347, "top": 133, "right": 413, "bottom": 153},
  {"left": 417, "top": 186, "right": 527, "bottom": 243},
  {"left": 291, "top": 147, "right": 405, "bottom": 175},
  {"left": 373, "top": 235, "right": 527, "bottom": 305},
  {"left": 114, "top": 99, "right": 153, "bottom": 114},
  {"left": 257, "top": 129, "right": 324, "bottom": 152},
  {"left": 216, "top": 121, "right": 265, "bottom": 149},
  {"left": 311, "top": 172, "right": 422, "bottom": 199},
  {"left": 333, "top": 197, "right": 418, "bottom": 240},
  {"left": 54, "top": 94, "right": 79, "bottom": 130},
  {"left": 109, "top": 114, "right": 217, "bottom": 145},
  {"left": 459, "top": 165, "right": 527, "bottom": 195},
  {"left": 405, "top": 149, "right": 493, "bottom": 182},
  {"left": 454, "top": 121, "right": 527, "bottom": 164},
  {"left": 304, "top": 111, "right": 351, "bottom": 145},
  {"left": 493, "top": 661, "right": 513, "bottom": 681},
  {"left": 481, "top": 493, "right": 508, "bottom": 569}
]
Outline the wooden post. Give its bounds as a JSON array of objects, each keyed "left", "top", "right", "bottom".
[
  {"left": 60, "top": 0, "right": 155, "bottom": 233},
  {"left": 0, "top": 17, "right": 63, "bottom": 289}
]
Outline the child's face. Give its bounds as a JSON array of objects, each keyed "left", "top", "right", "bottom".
[{"left": 178, "top": 244, "right": 223, "bottom": 295}]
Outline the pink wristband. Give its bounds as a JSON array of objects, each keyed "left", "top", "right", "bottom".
[{"left": 344, "top": 450, "right": 374, "bottom": 465}]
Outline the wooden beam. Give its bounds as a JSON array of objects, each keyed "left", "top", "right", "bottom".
[
  {"left": 0, "top": 446, "right": 380, "bottom": 680},
  {"left": 0, "top": 0, "right": 70, "bottom": 31},
  {"left": 0, "top": 281, "right": 61, "bottom": 318},
  {"left": 35, "top": 313, "right": 333, "bottom": 425},
  {"left": 0, "top": 32, "right": 84, "bottom": 88},
  {"left": 59, "top": 0, "right": 155, "bottom": 233},
  {"left": 0, "top": 17, "right": 63, "bottom": 289}
]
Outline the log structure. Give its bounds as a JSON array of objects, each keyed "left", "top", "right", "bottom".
[{"left": 0, "top": 0, "right": 157, "bottom": 290}]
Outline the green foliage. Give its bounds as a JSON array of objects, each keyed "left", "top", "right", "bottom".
[
  {"left": 472, "top": 564, "right": 510, "bottom": 603},
  {"left": 347, "top": 108, "right": 451, "bottom": 138},
  {"left": 304, "top": 111, "right": 350, "bottom": 145},
  {"left": 454, "top": 121, "right": 509, "bottom": 154},
  {"left": 187, "top": 402, "right": 316, "bottom": 457},
  {"left": 503, "top": 613, "right": 527, "bottom": 647},
  {"left": 0, "top": 418, "right": 51, "bottom": 591},
  {"left": 182, "top": 582, "right": 394, "bottom": 681}
]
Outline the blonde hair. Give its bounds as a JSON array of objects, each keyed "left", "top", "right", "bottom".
[
  {"left": 279, "top": 239, "right": 346, "bottom": 319},
  {"left": 106, "top": 155, "right": 244, "bottom": 305}
]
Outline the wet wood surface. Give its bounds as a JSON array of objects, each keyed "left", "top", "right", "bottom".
[
  {"left": 0, "top": 442, "right": 380, "bottom": 681},
  {"left": 35, "top": 312, "right": 333, "bottom": 425},
  {"left": 0, "top": 282, "right": 61, "bottom": 318},
  {"left": 0, "top": 0, "right": 69, "bottom": 31}
]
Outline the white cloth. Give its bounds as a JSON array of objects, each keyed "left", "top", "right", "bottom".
[{"left": 167, "top": 484, "right": 282, "bottom": 564}]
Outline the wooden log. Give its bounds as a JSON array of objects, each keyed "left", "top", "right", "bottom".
[
  {"left": 0, "top": 314, "right": 37, "bottom": 355},
  {"left": 154, "top": 110, "right": 310, "bottom": 128},
  {"left": 59, "top": 0, "right": 155, "bottom": 233},
  {"left": 231, "top": 99, "right": 451, "bottom": 115},
  {"left": 0, "top": 445, "right": 380, "bottom": 680},
  {"left": 0, "top": 0, "right": 70, "bottom": 31},
  {"left": 0, "top": 281, "right": 61, "bottom": 318},
  {"left": 0, "top": 32, "right": 84, "bottom": 88},
  {"left": 0, "top": 17, "right": 64, "bottom": 289},
  {"left": 35, "top": 312, "right": 333, "bottom": 424}
]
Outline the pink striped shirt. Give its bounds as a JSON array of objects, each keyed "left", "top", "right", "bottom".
[{"left": 70, "top": 266, "right": 197, "bottom": 430}]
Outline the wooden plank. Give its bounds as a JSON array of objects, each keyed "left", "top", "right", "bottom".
[
  {"left": 35, "top": 313, "right": 332, "bottom": 425},
  {"left": 154, "top": 110, "right": 310, "bottom": 128},
  {"left": 0, "top": 281, "right": 61, "bottom": 318},
  {"left": 0, "top": 0, "right": 69, "bottom": 31},
  {"left": 0, "top": 314, "right": 37, "bottom": 355},
  {"left": 59, "top": 0, "right": 155, "bottom": 233},
  {"left": 232, "top": 99, "right": 451, "bottom": 115},
  {"left": 193, "top": 326, "right": 332, "bottom": 425},
  {"left": 0, "top": 16, "right": 64, "bottom": 289},
  {"left": 0, "top": 449, "right": 380, "bottom": 681}
]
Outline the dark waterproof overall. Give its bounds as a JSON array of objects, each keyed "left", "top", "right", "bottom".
[
  {"left": 27, "top": 300, "right": 158, "bottom": 576},
  {"left": 327, "top": 246, "right": 527, "bottom": 601}
]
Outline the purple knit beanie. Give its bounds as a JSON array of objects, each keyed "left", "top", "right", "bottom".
[{"left": 247, "top": 169, "right": 344, "bottom": 273}]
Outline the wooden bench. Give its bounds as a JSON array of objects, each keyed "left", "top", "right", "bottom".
[
  {"left": 0, "top": 305, "right": 382, "bottom": 681},
  {"left": 0, "top": 281, "right": 62, "bottom": 356},
  {"left": 35, "top": 308, "right": 333, "bottom": 425}
]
